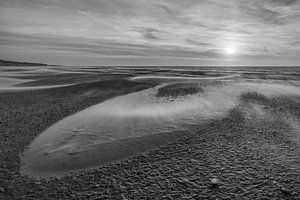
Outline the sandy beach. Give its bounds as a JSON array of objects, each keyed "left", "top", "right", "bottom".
[
  {"left": 0, "top": 66, "right": 299, "bottom": 199},
  {"left": 1, "top": 0, "right": 300, "bottom": 198}
]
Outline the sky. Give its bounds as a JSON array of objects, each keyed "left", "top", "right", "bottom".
[{"left": 0, "top": 0, "right": 300, "bottom": 66}]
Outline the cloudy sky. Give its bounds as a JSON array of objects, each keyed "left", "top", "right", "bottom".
[{"left": 0, "top": 0, "right": 300, "bottom": 66}]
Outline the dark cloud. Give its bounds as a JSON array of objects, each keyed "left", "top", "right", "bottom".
[
  {"left": 0, "top": 30, "right": 221, "bottom": 59},
  {"left": 269, "top": 0, "right": 299, "bottom": 5},
  {"left": 239, "top": 2, "right": 296, "bottom": 25},
  {"left": 291, "top": 41, "right": 300, "bottom": 46},
  {"left": 157, "top": 4, "right": 179, "bottom": 16},
  {"left": 135, "top": 28, "right": 161, "bottom": 40},
  {"left": 264, "top": 46, "right": 269, "bottom": 52},
  {"left": 186, "top": 39, "right": 212, "bottom": 47}
]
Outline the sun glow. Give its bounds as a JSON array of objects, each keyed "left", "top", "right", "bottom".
[{"left": 225, "top": 46, "right": 237, "bottom": 55}]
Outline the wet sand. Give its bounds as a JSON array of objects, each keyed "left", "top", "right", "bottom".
[
  {"left": 1, "top": 66, "right": 300, "bottom": 199},
  {"left": 21, "top": 81, "right": 300, "bottom": 179}
]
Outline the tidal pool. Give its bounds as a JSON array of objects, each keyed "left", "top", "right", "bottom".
[{"left": 21, "top": 81, "right": 300, "bottom": 179}]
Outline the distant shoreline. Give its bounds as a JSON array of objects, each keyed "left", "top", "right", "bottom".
[{"left": 0, "top": 59, "right": 48, "bottom": 66}]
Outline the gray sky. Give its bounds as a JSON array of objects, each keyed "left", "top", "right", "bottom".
[{"left": 0, "top": 0, "right": 300, "bottom": 66}]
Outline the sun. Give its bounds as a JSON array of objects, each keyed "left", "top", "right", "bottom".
[{"left": 225, "top": 46, "right": 237, "bottom": 55}]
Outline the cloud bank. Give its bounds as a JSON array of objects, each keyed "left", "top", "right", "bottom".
[{"left": 0, "top": 0, "right": 299, "bottom": 65}]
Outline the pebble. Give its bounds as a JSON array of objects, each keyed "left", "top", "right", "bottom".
[
  {"left": 210, "top": 178, "right": 220, "bottom": 187},
  {"left": 280, "top": 187, "right": 291, "bottom": 195},
  {"left": 34, "top": 181, "right": 42, "bottom": 185}
]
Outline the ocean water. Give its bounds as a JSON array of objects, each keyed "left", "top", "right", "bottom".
[{"left": 0, "top": 66, "right": 75, "bottom": 91}]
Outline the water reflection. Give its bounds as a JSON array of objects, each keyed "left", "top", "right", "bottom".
[{"left": 21, "top": 81, "right": 300, "bottom": 179}]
